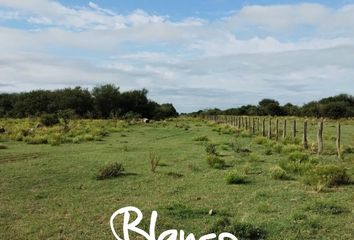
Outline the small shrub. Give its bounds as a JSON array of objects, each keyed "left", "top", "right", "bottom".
[
  {"left": 48, "top": 137, "right": 61, "bottom": 146},
  {"left": 264, "top": 148, "right": 272, "bottom": 155},
  {"left": 209, "top": 217, "right": 231, "bottom": 234},
  {"left": 270, "top": 166, "right": 290, "bottom": 180},
  {"left": 272, "top": 143, "right": 283, "bottom": 153},
  {"left": 303, "top": 164, "right": 350, "bottom": 187},
  {"left": 96, "top": 162, "right": 125, "bottom": 180},
  {"left": 226, "top": 172, "right": 247, "bottom": 184},
  {"left": 0, "top": 144, "right": 8, "bottom": 149},
  {"left": 207, "top": 155, "right": 226, "bottom": 169},
  {"left": 40, "top": 113, "right": 59, "bottom": 127},
  {"left": 279, "top": 153, "right": 318, "bottom": 175},
  {"left": 193, "top": 136, "right": 209, "bottom": 142},
  {"left": 249, "top": 153, "right": 261, "bottom": 162},
  {"left": 72, "top": 136, "right": 82, "bottom": 144},
  {"left": 281, "top": 144, "right": 302, "bottom": 154},
  {"left": 288, "top": 151, "right": 309, "bottom": 163},
  {"left": 149, "top": 152, "right": 159, "bottom": 172},
  {"left": 253, "top": 136, "right": 269, "bottom": 145},
  {"left": 24, "top": 136, "right": 48, "bottom": 144},
  {"left": 227, "top": 221, "right": 266, "bottom": 240},
  {"left": 205, "top": 143, "right": 217, "bottom": 155},
  {"left": 342, "top": 146, "right": 354, "bottom": 154}
]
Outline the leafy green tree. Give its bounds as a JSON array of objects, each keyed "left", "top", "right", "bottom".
[{"left": 92, "top": 84, "right": 121, "bottom": 118}]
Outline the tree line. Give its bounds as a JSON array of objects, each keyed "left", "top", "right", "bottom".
[
  {"left": 191, "top": 94, "right": 354, "bottom": 119},
  {"left": 0, "top": 84, "right": 178, "bottom": 120}
]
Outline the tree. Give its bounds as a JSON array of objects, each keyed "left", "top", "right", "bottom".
[
  {"left": 154, "top": 103, "right": 178, "bottom": 120},
  {"left": 92, "top": 84, "right": 121, "bottom": 118},
  {"left": 258, "top": 99, "right": 283, "bottom": 116}
]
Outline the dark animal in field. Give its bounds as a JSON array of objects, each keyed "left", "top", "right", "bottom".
[
  {"left": 143, "top": 118, "right": 150, "bottom": 123},
  {"left": 0, "top": 127, "right": 5, "bottom": 133}
]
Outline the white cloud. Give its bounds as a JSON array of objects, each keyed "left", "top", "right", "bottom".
[
  {"left": 223, "top": 3, "right": 354, "bottom": 36},
  {"left": 0, "top": 1, "right": 354, "bottom": 112}
]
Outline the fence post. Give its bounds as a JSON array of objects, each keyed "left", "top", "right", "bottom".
[
  {"left": 262, "top": 118, "right": 266, "bottom": 137},
  {"left": 317, "top": 119, "right": 323, "bottom": 155},
  {"left": 336, "top": 122, "right": 341, "bottom": 159},
  {"left": 292, "top": 119, "right": 296, "bottom": 140},
  {"left": 252, "top": 118, "right": 256, "bottom": 135},
  {"left": 275, "top": 119, "right": 279, "bottom": 141},
  {"left": 303, "top": 120, "right": 308, "bottom": 149},
  {"left": 268, "top": 118, "right": 272, "bottom": 139},
  {"left": 283, "top": 119, "right": 287, "bottom": 139},
  {"left": 248, "top": 117, "right": 252, "bottom": 134},
  {"left": 257, "top": 118, "right": 260, "bottom": 134}
]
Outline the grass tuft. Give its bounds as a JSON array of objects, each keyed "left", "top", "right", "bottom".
[
  {"left": 303, "top": 164, "right": 350, "bottom": 187},
  {"left": 96, "top": 162, "right": 125, "bottom": 180},
  {"left": 207, "top": 155, "right": 226, "bottom": 169},
  {"left": 226, "top": 171, "right": 247, "bottom": 184}
]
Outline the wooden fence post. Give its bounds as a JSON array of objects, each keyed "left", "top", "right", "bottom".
[
  {"left": 275, "top": 119, "right": 279, "bottom": 141},
  {"left": 292, "top": 119, "right": 296, "bottom": 140},
  {"left": 252, "top": 118, "right": 256, "bottom": 135},
  {"left": 262, "top": 118, "right": 266, "bottom": 137},
  {"left": 283, "top": 119, "right": 287, "bottom": 139},
  {"left": 268, "top": 118, "right": 272, "bottom": 139},
  {"left": 303, "top": 120, "right": 308, "bottom": 149},
  {"left": 238, "top": 116, "right": 241, "bottom": 129},
  {"left": 248, "top": 117, "right": 252, "bottom": 133},
  {"left": 317, "top": 119, "right": 323, "bottom": 155},
  {"left": 257, "top": 118, "right": 260, "bottom": 134},
  {"left": 336, "top": 122, "right": 341, "bottom": 159}
]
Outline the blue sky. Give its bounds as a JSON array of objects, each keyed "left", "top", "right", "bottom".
[{"left": 0, "top": 0, "right": 354, "bottom": 112}]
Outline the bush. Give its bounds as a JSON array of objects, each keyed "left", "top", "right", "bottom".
[
  {"left": 288, "top": 151, "right": 309, "bottom": 163},
  {"left": 264, "top": 148, "right": 272, "bottom": 155},
  {"left": 193, "top": 136, "right": 209, "bottom": 142},
  {"left": 226, "top": 172, "right": 247, "bottom": 184},
  {"left": 96, "top": 162, "right": 125, "bottom": 180},
  {"left": 229, "top": 222, "right": 266, "bottom": 240},
  {"left": 209, "top": 218, "right": 266, "bottom": 240},
  {"left": 270, "top": 166, "right": 290, "bottom": 180},
  {"left": 205, "top": 143, "right": 217, "bottom": 155},
  {"left": 272, "top": 143, "right": 283, "bottom": 153},
  {"left": 24, "top": 136, "right": 48, "bottom": 144},
  {"left": 249, "top": 153, "right": 261, "bottom": 162},
  {"left": 253, "top": 136, "right": 269, "bottom": 145},
  {"left": 0, "top": 144, "right": 8, "bottom": 149},
  {"left": 303, "top": 164, "right": 350, "bottom": 187},
  {"left": 40, "top": 113, "right": 59, "bottom": 127},
  {"left": 282, "top": 144, "right": 302, "bottom": 154},
  {"left": 206, "top": 155, "right": 226, "bottom": 169},
  {"left": 48, "top": 137, "right": 61, "bottom": 146}
]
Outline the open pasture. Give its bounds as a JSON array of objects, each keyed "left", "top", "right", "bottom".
[{"left": 0, "top": 118, "right": 353, "bottom": 239}]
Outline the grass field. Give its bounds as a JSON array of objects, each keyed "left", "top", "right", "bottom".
[{"left": 0, "top": 118, "right": 353, "bottom": 239}]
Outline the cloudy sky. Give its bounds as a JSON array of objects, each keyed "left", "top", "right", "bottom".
[{"left": 0, "top": 0, "right": 353, "bottom": 112}]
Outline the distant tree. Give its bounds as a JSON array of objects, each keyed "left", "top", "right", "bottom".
[
  {"left": 92, "top": 84, "right": 121, "bottom": 118},
  {"left": 320, "top": 102, "right": 349, "bottom": 119},
  {"left": 283, "top": 103, "right": 300, "bottom": 116},
  {"left": 154, "top": 103, "right": 178, "bottom": 120},
  {"left": 301, "top": 101, "right": 321, "bottom": 117},
  {"left": 258, "top": 99, "right": 283, "bottom": 116}
]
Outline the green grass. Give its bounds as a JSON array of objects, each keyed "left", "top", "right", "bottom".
[{"left": 0, "top": 117, "right": 353, "bottom": 239}]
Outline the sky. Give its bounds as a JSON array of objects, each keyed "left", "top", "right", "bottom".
[{"left": 0, "top": 0, "right": 354, "bottom": 113}]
